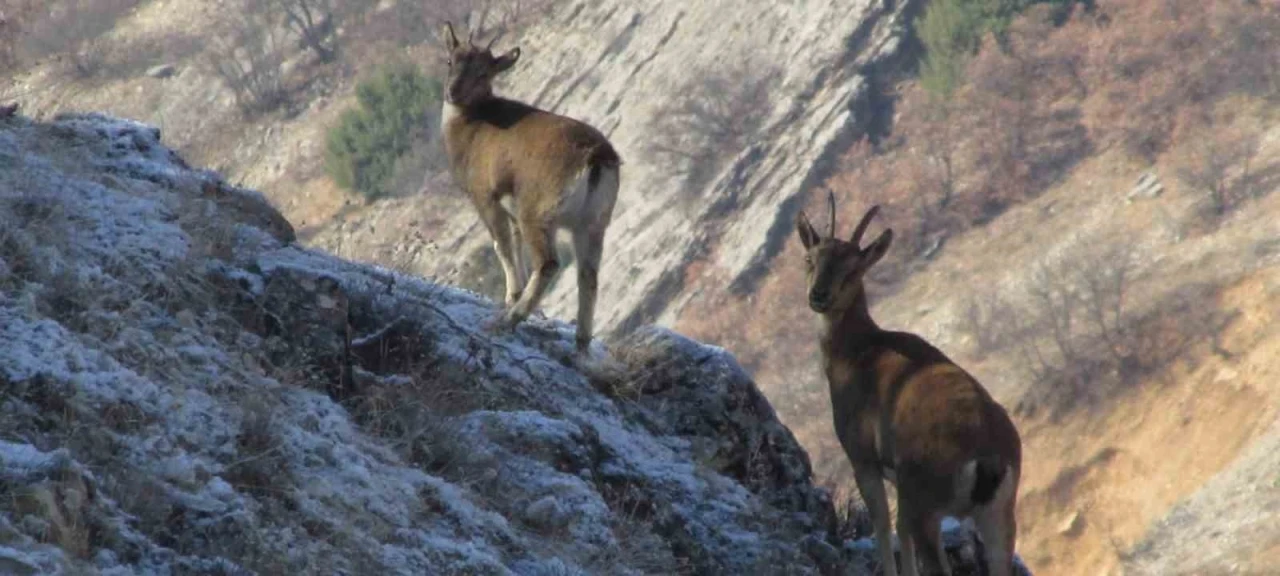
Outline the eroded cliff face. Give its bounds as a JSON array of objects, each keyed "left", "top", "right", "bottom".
[{"left": 311, "top": 0, "right": 922, "bottom": 338}]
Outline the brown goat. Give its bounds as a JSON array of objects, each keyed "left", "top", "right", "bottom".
[
  {"left": 795, "top": 194, "right": 1022, "bottom": 576},
  {"left": 440, "top": 23, "right": 621, "bottom": 353}
]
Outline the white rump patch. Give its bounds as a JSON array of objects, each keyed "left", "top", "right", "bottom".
[{"left": 556, "top": 165, "right": 618, "bottom": 231}]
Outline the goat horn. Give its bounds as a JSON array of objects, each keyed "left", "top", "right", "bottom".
[
  {"left": 827, "top": 189, "right": 837, "bottom": 237},
  {"left": 467, "top": 28, "right": 476, "bottom": 48},
  {"left": 851, "top": 205, "right": 881, "bottom": 247},
  {"left": 444, "top": 21, "right": 459, "bottom": 45},
  {"left": 485, "top": 35, "right": 498, "bottom": 52}
]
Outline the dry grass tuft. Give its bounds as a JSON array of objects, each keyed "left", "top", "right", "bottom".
[{"left": 223, "top": 395, "right": 289, "bottom": 498}]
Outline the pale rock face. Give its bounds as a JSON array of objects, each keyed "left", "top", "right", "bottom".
[{"left": 513, "top": 0, "right": 921, "bottom": 334}]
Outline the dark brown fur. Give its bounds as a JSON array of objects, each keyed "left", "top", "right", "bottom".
[{"left": 797, "top": 196, "right": 1022, "bottom": 576}]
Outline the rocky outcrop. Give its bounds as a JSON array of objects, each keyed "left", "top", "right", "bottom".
[
  {"left": 311, "top": 0, "right": 924, "bottom": 337},
  {"left": 1, "top": 113, "right": 1024, "bottom": 574}
]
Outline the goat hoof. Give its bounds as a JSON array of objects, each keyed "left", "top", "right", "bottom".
[{"left": 485, "top": 311, "right": 516, "bottom": 334}]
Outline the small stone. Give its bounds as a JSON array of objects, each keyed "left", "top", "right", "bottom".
[
  {"left": 1058, "top": 510, "right": 1084, "bottom": 536},
  {"left": 1128, "top": 171, "right": 1164, "bottom": 200},
  {"left": 146, "top": 64, "right": 177, "bottom": 79},
  {"left": 523, "top": 496, "right": 566, "bottom": 528}
]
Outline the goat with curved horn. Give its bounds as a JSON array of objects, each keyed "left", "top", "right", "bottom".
[
  {"left": 795, "top": 200, "right": 1023, "bottom": 576},
  {"left": 443, "top": 21, "right": 460, "bottom": 47}
]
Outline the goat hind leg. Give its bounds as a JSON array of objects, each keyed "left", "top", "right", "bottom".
[
  {"left": 974, "top": 497, "right": 1017, "bottom": 576},
  {"left": 571, "top": 227, "right": 604, "bottom": 353},
  {"left": 508, "top": 212, "right": 529, "bottom": 291}
]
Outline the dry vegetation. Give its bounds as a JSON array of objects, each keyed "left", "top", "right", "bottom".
[
  {"left": 953, "top": 238, "right": 1236, "bottom": 420},
  {"left": 205, "top": 2, "right": 295, "bottom": 117},
  {"left": 677, "top": 0, "right": 1280, "bottom": 493},
  {"left": 15, "top": 0, "right": 146, "bottom": 78}
]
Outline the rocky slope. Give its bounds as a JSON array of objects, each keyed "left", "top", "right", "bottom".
[
  {"left": 310, "top": 0, "right": 923, "bottom": 336},
  {"left": 0, "top": 113, "right": 1029, "bottom": 574}
]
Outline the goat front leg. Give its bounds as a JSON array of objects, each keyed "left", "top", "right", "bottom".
[
  {"left": 501, "top": 221, "right": 558, "bottom": 329},
  {"left": 855, "top": 468, "right": 900, "bottom": 576},
  {"left": 475, "top": 198, "right": 523, "bottom": 307}
]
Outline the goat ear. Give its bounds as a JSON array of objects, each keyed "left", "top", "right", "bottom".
[
  {"left": 863, "top": 228, "right": 893, "bottom": 266},
  {"left": 494, "top": 47, "right": 521, "bottom": 72},
  {"left": 796, "top": 211, "right": 820, "bottom": 250},
  {"left": 443, "top": 22, "right": 461, "bottom": 51}
]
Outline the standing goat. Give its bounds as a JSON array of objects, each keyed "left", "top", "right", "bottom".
[
  {"left": 795, "top": 194, "right": 1022, "bottom": 576},
  {"left": 440, "top": 23, "right": 621, "bottom": 353}
]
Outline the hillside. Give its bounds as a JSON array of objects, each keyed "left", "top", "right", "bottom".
[
  {"left": 668, "top": 2, "right": 1280, "bottom": 574},
  {"left": 0, "top": 112, "right": 1037, "bottom": 575},
  {"left": 5, "top": 1, "right": 1280, "bottom": 575}
]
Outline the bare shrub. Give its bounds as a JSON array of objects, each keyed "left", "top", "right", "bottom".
[
  {"left": 825, "top": 481, "right": 873, "bottom": 542},
  {"left": 1004, "top": 241, "right": 1149, "bottom": 417},
  {"left": 18, "top": 0, "right": 144, "bottom": 78},
  {"left": 268, "top": 0, "right": 339, "bottom": 62},
  {"left": 1175, "top": 121, "right": 1262, "bottom": 218},
  {"left": 917, "top": 101, "right": 959, "bottom": 212},
  {"left": 1086, "top": 1, "right": 1280, "bottom": 160},
  {"left": 0, "top": 2, "right": 39, "bottom": 73},
  {"left": 223, "top": 397, "right": 288, "bottom": 498},
  {"left": 965, "top": 16, "right": 1092, "bottom": 208},
  {"left": 587, "top": 487, "right": 683, "bottom": 574},
  {"left": 1076, "top": 241, "right": 1137, "bottom": 363},
  {"left": 353, "top": 380, "right": 474, "bottom": 475},
  {"left": 341, "top": 316, "right": 513, "bottom": 476},
  {"left": 420, "top": 0, "right": 557, "bottom": 40},
  {"left": 204, "top": 1, "right": 290, "bottom": 116},
  {"left": 954, "top": 289, "right": 1014, "bottom": 360},
  {"left": 645, "top": 54, "right": 780, "bottom": 204},
  {"left": 360, "top": 0, "right": 553, "bottom": 50}
]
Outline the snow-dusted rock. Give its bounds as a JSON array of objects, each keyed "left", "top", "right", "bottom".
[{"left": 0, "top": 112, "right": 1026, "bottom": 575}]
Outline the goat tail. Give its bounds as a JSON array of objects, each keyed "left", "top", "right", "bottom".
[
  {"left": 971, "top": 455, "right": 1008, "bottom": 506},
  {"left": 587, "top": 143, "right": 621, "bottom": 193}
]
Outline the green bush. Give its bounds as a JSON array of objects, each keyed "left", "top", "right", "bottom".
[
  {"left": 917, "top": 0, "right": 983, "bottom": 98},
  {"left": 326, "top": 63, "right": 442, "bottom": 199},
  {"left": 916, "top": 0, "right": 1084, "bottom": 97}
]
